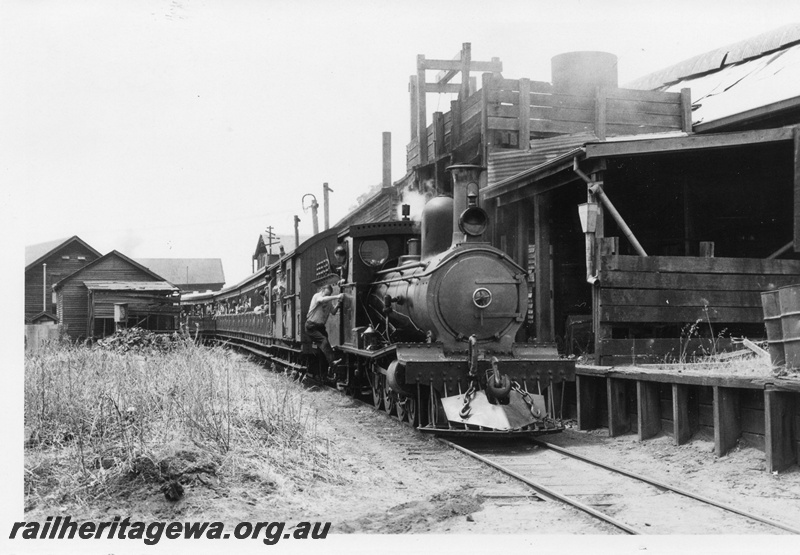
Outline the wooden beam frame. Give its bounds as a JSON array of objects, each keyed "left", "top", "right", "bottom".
[
  {"left": 765, "top": 388, "right": 797, "bottom": 472},
  {"left": 713, "top": 386, "right": 742, "bottom": 457},
  {"left": 533, "top": 192, "right": 554, "bottom": 343},
  {"left": 607, "top": 378, "right": 631, "bottom": 436},
  {"left": 584, "top": 127, "right": 793, "bottom": 160},
  {"left": 420, "top": 58, "right": 502, "bottom": 73},
  {"left": 577, "top": 375, "right": 600, "bottom": 431},
  {"left": 637, "top": 381, "right": 661, "bottom": 441},
  {"left": 794, "top": 126, "right": 800, "bottom": 251},
  {"left": 672, "top": 383, "right": 698, "bottom": 445}
]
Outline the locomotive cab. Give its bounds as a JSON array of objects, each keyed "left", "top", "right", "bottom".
[{"left": 325, "top": 221, "right": 420, "bottom": 351}]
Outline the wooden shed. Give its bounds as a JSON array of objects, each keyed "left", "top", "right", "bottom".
[
  {"left": 24, "top": 236, "right": 100, "bottom": 323},
  {"left": 53, "top": 250, "right": 179, "bottom": 340}
]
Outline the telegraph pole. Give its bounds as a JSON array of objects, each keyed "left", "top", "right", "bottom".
[{"left": 263, "top": 225, "right": 280, "bottom": 256}]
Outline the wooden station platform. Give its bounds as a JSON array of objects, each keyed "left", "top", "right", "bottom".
[{"left": 572, "top": 364, "right": 800, "bottom": 473}]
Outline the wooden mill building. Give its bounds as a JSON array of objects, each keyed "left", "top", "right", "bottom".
[
  {"left": 53, "top": 250, "right": 180, "bottom": 340},
  {"left": 25, "top": 236, "right": 101, "bottom": 324},
  {"left": 333, "top": 30, "right": 800, "bottom": 365}
]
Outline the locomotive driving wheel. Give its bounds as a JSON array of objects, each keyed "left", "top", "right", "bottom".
[
  {"left": 403, "top": 395, "right": 417, "bottom": 425},
  {"left": 396, "top": 395, "right": 408, "bottom": 422},
  {"left": 371, "top": 373, "right": 384, "bottom": 410},
  {"left": 383, "top": 377, "right": 396, "bottom": 416}
]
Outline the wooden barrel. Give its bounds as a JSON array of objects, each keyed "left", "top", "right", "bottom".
[
  {"left": 778, "top": 285, "right": 800, "bottom": 368},
  {"left": 761, "top": 289, "right": 784, "bottom": 366}
]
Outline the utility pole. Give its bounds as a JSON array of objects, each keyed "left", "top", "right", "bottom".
[
  {"left": 294, "top": 215, "right": 300, "bottom": 248},
  {"left": 263, "top": 226, "right": 280, "bottom": 256}
]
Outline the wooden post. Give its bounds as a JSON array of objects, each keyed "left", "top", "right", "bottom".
[
  {"left": 450, "top": 100, "right": 462, "bottom": 147},
  {"left": 793, "top": 126, "right": 800, "bottom": 252},
  {"left": 433, "top": 112, "right": 445, "bottom": 158},
  {"left": 594, "top": 237, "right": 617, "bottom": 363},
  {"left": 680, "top": 88, "right": 693, "bottom": 133},
  {"left": 765, "top": 388, "right": 797, "bottom": 472},
  {"left": 699, "top": 241, "right": 715, "bottom": 257},
  {"left": 533, "top": 192, "right": 553, "bottom": 343},
  {"left": 481, "top": 72, "right": 492, "bottom": 165},
  {"left": 594, "top": 87, "right": 607, "bottom": 141},
  {"left": 672, "top": 383, "right": 697, "bottom": 445},
  {"left": 637, "top": 381, "right": 661, "bottom": 441},
  {"left": 416, "top": 55, "right": 428, "bottom": 166},
  {"left": 409, "top": 75, "right": 418, "bottom": 141},
  {"left": 518, "top": 78, "right": 531, "bottom": 151},
  {"left": 577, "top": 375, "right": 599, "bottom": 431},
  {"left": 607, "top": 378, "right": 630, "bottom": 436},
  {"left": 382, "top": 132, "right": 392, "bottom": 189},
  {"left": 459, "top": 42, "right": 471, "bottom": 101},
  {"left": 516, "top": 201, "right": 528, "bottom": 267},
  {"left": 713, "top": 386, "right": 742, "bottom": 457}
]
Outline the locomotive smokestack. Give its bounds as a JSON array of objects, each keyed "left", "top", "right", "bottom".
[{"left": 447, "top": 164, "right": 487, "bottom": 245}]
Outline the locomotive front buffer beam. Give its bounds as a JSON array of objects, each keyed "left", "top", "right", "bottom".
[{"left": 396, "top": 343, "right": 575, "bottom": 432}]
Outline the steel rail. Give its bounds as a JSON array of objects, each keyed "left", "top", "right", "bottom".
[
  {"left": 437, "top": 438, "right": 641, "bottom": 535},
  {"left": 533, "top": 438, "right": 800, "bottom": 535}
]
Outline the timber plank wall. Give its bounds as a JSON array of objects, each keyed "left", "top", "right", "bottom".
[
  {"left": 406, "top": 75, "right": 689, "bottom": 169},
  {"left": 596, "top": 254, "right": 800, "bottom": 366},
  {"left": 57, "top": 256, "right": 172, "bottom": 340},
  {"left": 25, "top": 244, "right": 99, "bottom": 322}
]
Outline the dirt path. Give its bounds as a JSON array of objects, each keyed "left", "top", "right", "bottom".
[{"left": 24, "top": 363, "right": 800, "bottom": 537}]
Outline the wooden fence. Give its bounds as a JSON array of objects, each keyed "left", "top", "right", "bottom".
[
  {"left": 595, "top": 255, "right": 800, "bottom": 365},
  {"left": 407, "top": 74, "right": 690, "bottom": 170},
  {"left": 25, "top": 325, "right": 63, "bottom": 354}
]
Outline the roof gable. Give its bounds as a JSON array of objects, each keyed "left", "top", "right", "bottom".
[
  {"left": 53, "top": 250, "right": 172, "bottom": 290},
  {"left": 25, "top": 236, "right": 101, "bottom": 270},
  {"left": 135, "top": 258, "right": 225, "bottom": 286}
]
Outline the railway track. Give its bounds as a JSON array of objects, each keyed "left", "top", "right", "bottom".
[
  {"left": 440, "top": 437, "right": 800, "bottom": 535},
  {"left": 250, "top": 348, "right": 798, "bottom": 534}
]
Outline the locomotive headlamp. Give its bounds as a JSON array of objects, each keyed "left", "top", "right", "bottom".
[{"left": 459, "top": 206, "right": 489, "bottom": 237}]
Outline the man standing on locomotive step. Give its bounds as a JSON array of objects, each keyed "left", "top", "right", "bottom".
[{"left": 305, "top": 284, "right": 343, "bottom": 370}]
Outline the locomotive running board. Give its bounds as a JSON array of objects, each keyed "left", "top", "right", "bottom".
[{"left": 440, "top": 390, "right": 547, "bottom": 431}]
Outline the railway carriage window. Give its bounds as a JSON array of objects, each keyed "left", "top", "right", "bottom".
[{"left": 358, "top": 240, "right": 389, "bottom": 268}]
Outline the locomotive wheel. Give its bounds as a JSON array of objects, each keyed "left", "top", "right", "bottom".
[
  {"left": 396, "top": 395, "right": 407, "bottom": 422},
  {"left": 383, "top": 378, "right": 396, "bottom": 416},
  {"left": 371, "top": 374, "right": 384, "bottom": 410},
  {"left": 403, "top": 395, "right": 417, "bottom": 425},
  {"left": 413, "top": 386, "right": 430, "bottom": 428}
]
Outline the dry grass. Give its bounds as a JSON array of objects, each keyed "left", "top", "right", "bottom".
[{"left": 24, "top": 337, "right": 341, "bottom": 510}]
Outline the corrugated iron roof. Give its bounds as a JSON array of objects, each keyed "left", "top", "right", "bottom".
[
  {"left": 626, "top": 23, "right": 800, "bottom": 90},
  {"left": 83, "top": 280, "right": 178, "bottom": 292},
  {"left": 487, "top": 132, "right": 598, "bottom": 188},
  {"left": 136, "top": 258, "right": 225, "bottom": 286},
  {"left": 662, "top": 43, "right": 800, "bottom": 129}
]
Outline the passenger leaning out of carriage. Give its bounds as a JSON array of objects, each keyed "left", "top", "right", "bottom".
[{"left": 305, "top": 284, "right": 343, "bottom": 372}]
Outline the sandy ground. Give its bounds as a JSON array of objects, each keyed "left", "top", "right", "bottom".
[{"left": 24, "top": 364, "right": 800, "bottom": 539}]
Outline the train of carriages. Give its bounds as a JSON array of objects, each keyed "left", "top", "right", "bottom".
[{"left": 182, "top": 165, "right": 575, "bottom": 436}]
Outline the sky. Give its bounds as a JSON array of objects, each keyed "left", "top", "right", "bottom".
[
  {"left": 5, "top": 2, "right": 800, "bottom": 550},
  {"left": 6, "top": 0, "right": 800, "bottom": 289}
]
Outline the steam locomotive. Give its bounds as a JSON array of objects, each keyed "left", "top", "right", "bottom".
[{"left": 183, "top": 165, "right": 575, "bottom": 436}]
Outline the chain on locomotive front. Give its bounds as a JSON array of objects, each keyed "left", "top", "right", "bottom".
[{"left": 367, "top": 165, "right": 575, "bottom": 435}]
